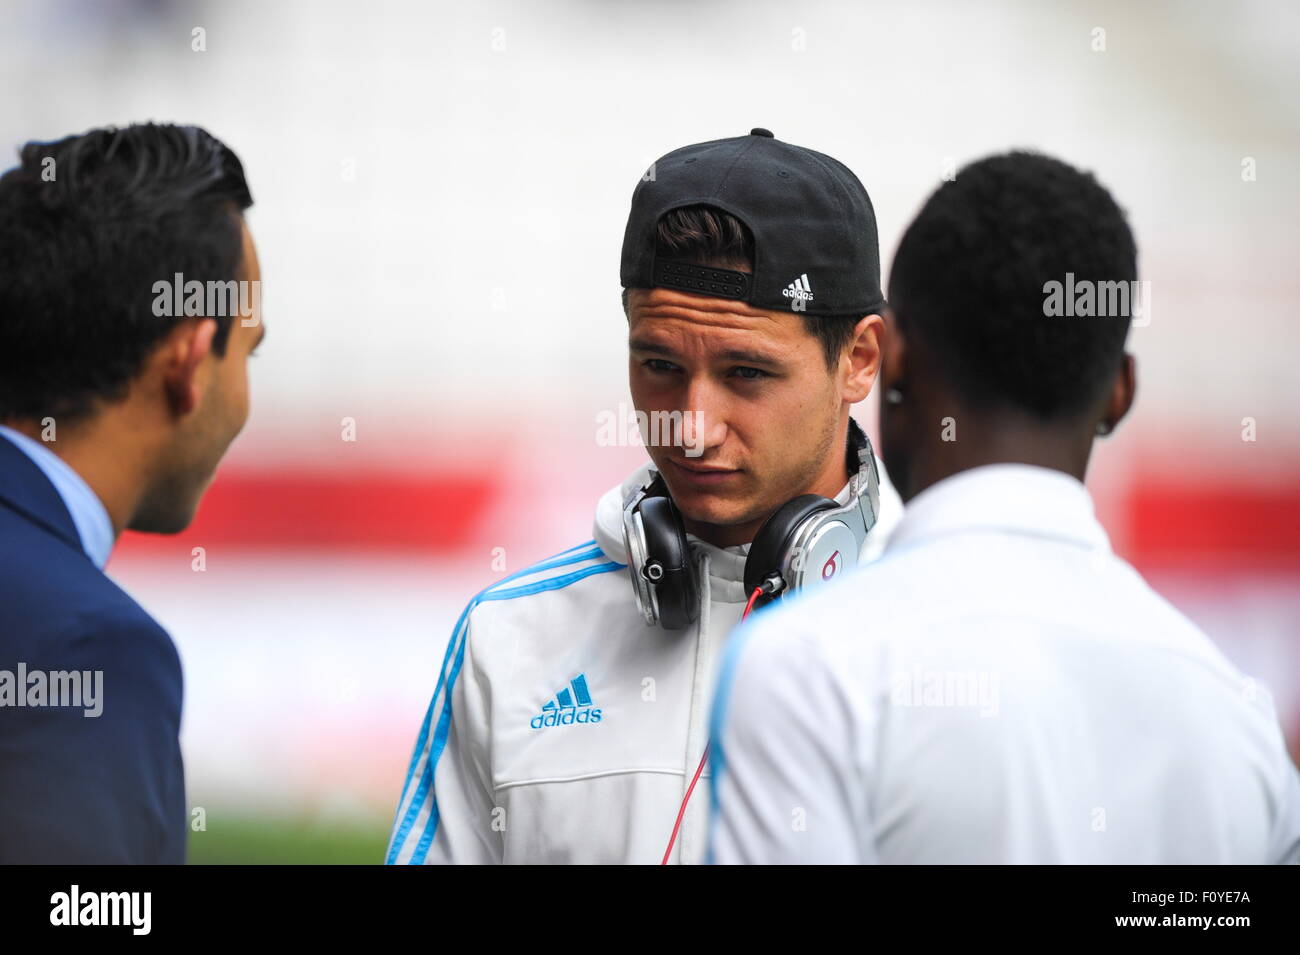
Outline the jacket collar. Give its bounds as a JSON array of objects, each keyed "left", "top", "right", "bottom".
[
  {"left": 886, "top": 463, "right": 1111, "bottom": 555},
  {"left": 0, "top": 429, "right": 86, "bottom": 558}
]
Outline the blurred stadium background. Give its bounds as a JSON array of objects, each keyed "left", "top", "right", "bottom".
[{"left": 3, "top": 0, "right": 1297, "bottom": 863}]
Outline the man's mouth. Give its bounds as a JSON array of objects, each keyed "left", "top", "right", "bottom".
[{"left": 668, "top": 459, "right": 741, "bottom": 484}]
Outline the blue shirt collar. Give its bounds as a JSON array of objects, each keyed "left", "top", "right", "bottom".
[{"left": 0, "top": 425, "right": 115, "bottom": 568}]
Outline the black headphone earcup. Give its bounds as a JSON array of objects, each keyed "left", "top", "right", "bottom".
[
  {"left": 637, "top": 494, "right": 699, "bottom": 630},
  {"left": 744, "top": 494, "right": 838, "bottom": 597}
]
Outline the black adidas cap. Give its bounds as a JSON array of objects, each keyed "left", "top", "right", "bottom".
[{"left": 620, "top": 128, "right": 885, "bottom": 318}]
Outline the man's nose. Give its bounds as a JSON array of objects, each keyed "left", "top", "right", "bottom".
[{"left": 679, "top": 378, "right": 729, "bottom": 458}]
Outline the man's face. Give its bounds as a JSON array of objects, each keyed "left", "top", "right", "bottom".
[
  {"left": 211, "top": 218, "right": 263, "bottom": 445},
  {"left": 131, "top": 217, "right": 264, "bottom": 533},
  {"left": 627, "top": 286, "right": 845, "bottom": 546}
]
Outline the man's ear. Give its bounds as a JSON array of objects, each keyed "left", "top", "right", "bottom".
[
  {"left": 161, "top": 318, "right": 218, "bottom": 416},
  {"left": 1099, "top": 352, "right": 1137, "bottom": 435},
  {"left": 842, "top": 313, "right": 884, "bottom": 404}
]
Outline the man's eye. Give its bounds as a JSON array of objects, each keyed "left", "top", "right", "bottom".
[
  {"left": 732, "top": 366, "right": 768, "bottom": 380},
  {"left": 645, "top": 359, "right": 679, "bottom": 373}
]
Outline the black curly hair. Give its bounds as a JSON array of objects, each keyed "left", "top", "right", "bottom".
[
  {"left": 0, "top": 123, "right": 253, "bottom": 422},
  {"left": 888, "top": 151, "right": 1137, "bottom": 420}
]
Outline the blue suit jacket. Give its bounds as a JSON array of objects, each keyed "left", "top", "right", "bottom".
[{"left": 0, "top": 436, "right": 185, "bottom": 863}]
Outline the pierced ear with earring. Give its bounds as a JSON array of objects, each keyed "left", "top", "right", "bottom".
[
  {"left": 1096, "top": 421, "right": 1112, "bottom": 436},
  {"left": 885, "top": 388, "right": 904, "bottom": 406}
]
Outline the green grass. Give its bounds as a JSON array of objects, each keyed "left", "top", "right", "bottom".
[{"left": 186, "top": 813, "right": 391, "bottom": 865}]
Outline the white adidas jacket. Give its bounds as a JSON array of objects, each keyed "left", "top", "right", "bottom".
[{"left": 385, "top": 450, "right": 902, "bottom": 864}]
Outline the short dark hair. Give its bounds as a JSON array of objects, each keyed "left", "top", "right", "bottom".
[
  {"left": 0, "top": 123, "right": 254, "bottom": 422},
  {"left": 888, "top": 151, "right": 1137, "bottom": 420},
  {"left": 622, "top": 204, "right": 862, "bottom": 369}
]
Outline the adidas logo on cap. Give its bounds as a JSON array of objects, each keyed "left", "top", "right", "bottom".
[
  {"left": 530, "top": 673, "right": 603, "bottom": 730},
  {"left": 782, "top": 273, "right": 814, "bottom": 302}
]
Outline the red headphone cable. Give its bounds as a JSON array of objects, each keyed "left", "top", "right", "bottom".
[{"left": 660, "top": 584, "right": 766, "bottom": 865}]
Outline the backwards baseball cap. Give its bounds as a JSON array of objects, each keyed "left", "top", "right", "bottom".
[{"left": 620, "top": 128, "right": 885, "bottom": 318}]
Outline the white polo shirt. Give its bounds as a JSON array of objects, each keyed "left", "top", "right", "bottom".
[{"left": 708, "top": 464, "right": 1300, "bottom": 864}]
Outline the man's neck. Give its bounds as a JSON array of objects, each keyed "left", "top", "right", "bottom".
[
  {"left": 902, "top": 412, "right": 1094, "bottom": 504},
  {"left": 2, "top": 415, "right": 146, "bottom": 538}
]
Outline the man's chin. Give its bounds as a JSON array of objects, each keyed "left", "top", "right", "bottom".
[
  {"left": 654, "top": 464, "right": 768, "bottom": 530},
  {"left": 128, "top": 496, "right": 201, "bottom": 535},
  {"left": 669, "top": 491, "right": 761, "bottom": 533},
  {"left": 127, "top": 513, "right": 193, "bottom": 536}
]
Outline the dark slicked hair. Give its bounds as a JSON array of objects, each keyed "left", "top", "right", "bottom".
[
  {"left": 622, "top": 204, "right": 863, "bottom": 370},
  {"left": 888, "top": 151, "right": 1137, "bottom": 420},
  {"left": 0, "top": 123, "right": 253, "bottom": 422}
]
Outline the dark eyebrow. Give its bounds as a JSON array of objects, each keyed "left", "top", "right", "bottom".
[
  {"left": 629, "top": 338, "right": 785, "bottom": 368},
  {"left": 717, "top": 348, "right": 783, "bottom": 367},
  {"left": 628, "top": 338, "right": 676, "bottom": 357}
]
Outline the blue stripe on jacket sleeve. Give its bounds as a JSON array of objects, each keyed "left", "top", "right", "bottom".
[
  {"left": 387, "top": 542, "right": 600, "bottom": 832},
  {"left": 386, "top": 542, "right": 599, "bottom": 864},
  {"left": 386, "top": 545, "right": 622, "bottom": 864}
]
